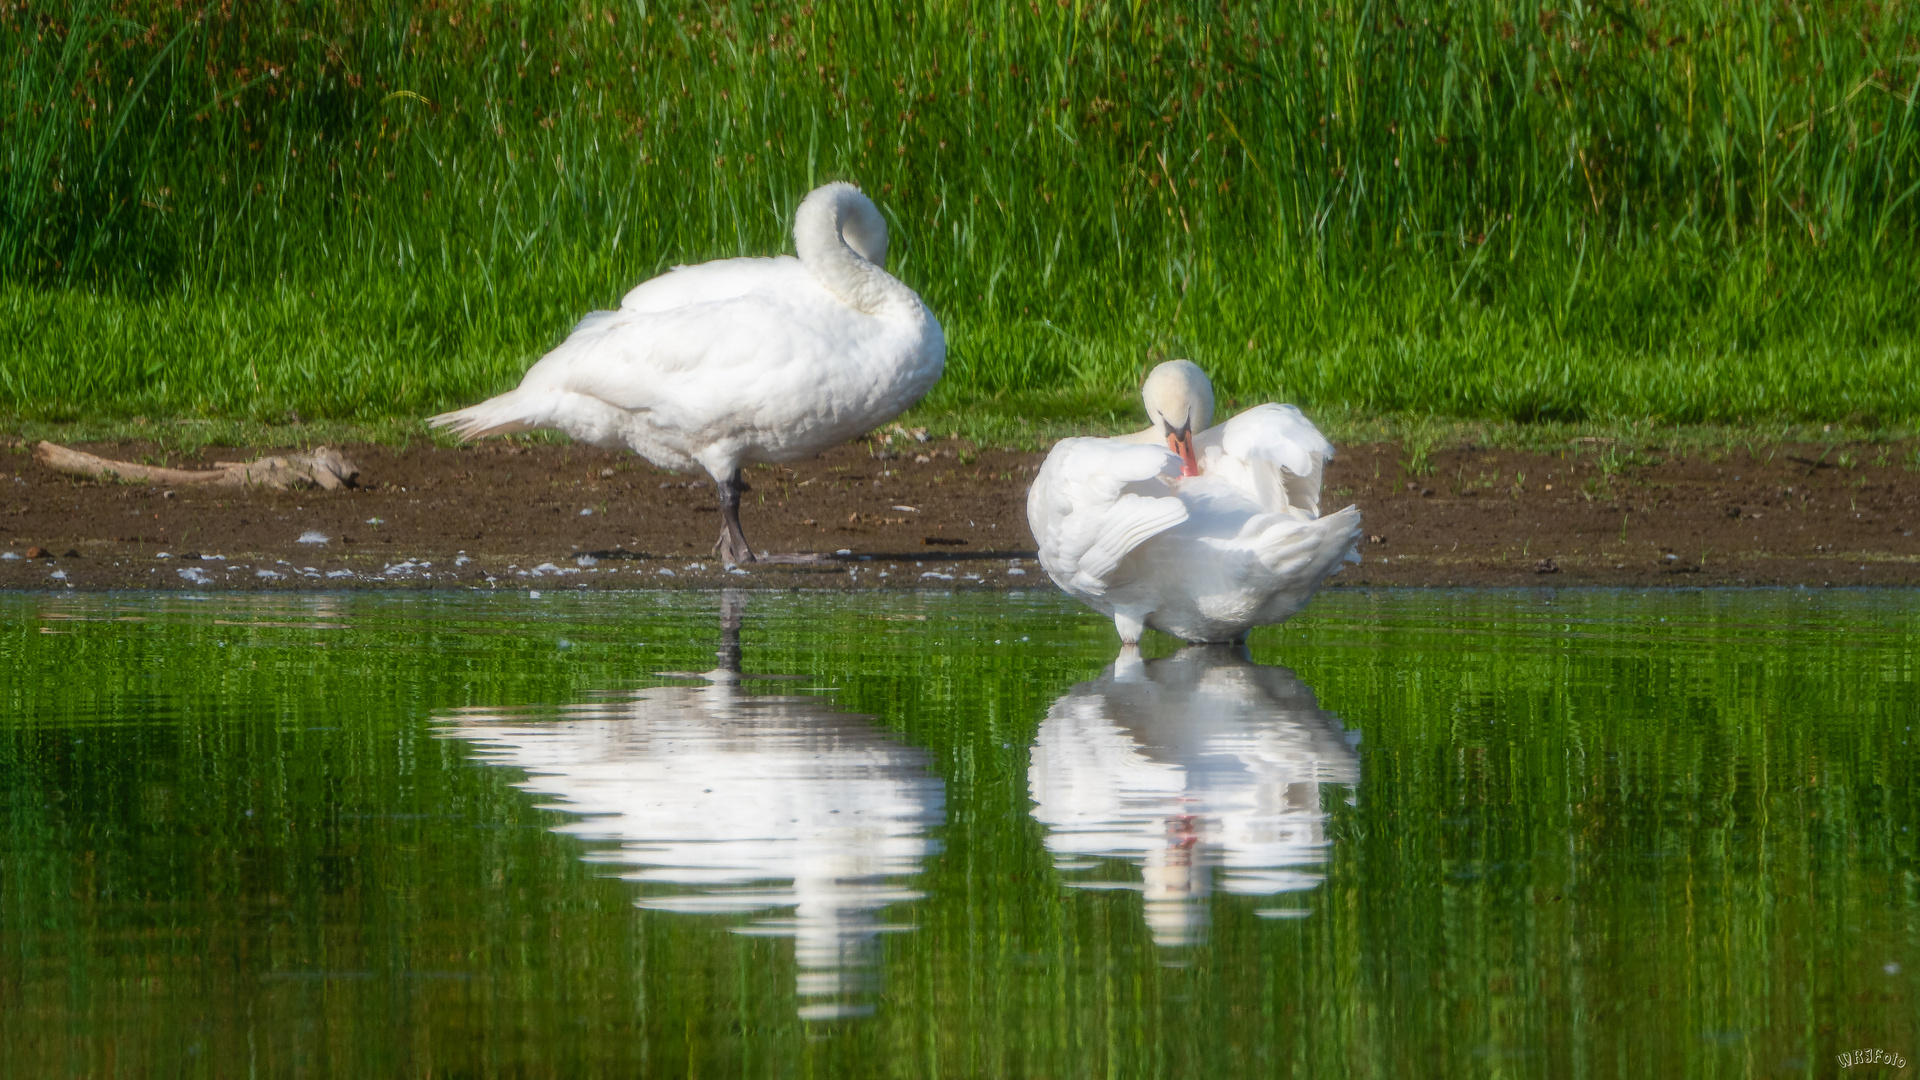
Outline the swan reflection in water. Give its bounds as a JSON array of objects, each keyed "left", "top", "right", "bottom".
[
  {"left": 1029, "top": 644, "right": 1359, "bottom": 947},
  {"left": 439, "top": 593, "right": 944, "bottom": 1020}
]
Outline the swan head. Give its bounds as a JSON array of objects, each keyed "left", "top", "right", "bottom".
[
  {"left": 1141, "top": 360, "right": 1213, "bottom": 477},
  {"left": 796, "top": 181, "right": 888, "bottom": 267}
]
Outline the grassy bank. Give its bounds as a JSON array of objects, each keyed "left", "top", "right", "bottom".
[
  {"left": 3, "top": 0, "right": 1917, "bottom": 430},
  {"left": 10, "top": 409, "right": 1917, "bottom": 478}
]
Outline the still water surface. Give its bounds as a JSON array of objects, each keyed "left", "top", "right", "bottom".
[{"left": 2, "top": 588, "right": 1915, "bottom": 1077}]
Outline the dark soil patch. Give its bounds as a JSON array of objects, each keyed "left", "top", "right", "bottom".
[
  {"left": 4, "top": 438, "right": 1917, "bottom": 591},
  {"left": 1327, "top": 442, "right": 1919, "bottom": 587}
]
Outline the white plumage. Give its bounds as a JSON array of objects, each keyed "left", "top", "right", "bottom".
[
  {"left": 430, "top": 182, "right": 944, "bottom": 565},
  {"left": 1027, "top": 360, "right": 1362, "bottom": 644}
]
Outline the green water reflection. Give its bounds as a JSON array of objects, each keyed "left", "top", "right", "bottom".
[{"left": 2, "top": 588, "right": 1915, "bottom": 1077}]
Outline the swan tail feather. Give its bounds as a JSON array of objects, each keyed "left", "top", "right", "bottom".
[
  {"left": 1248, "top": 505, "right": 1362, "bottom": 582},
  {"left": 427, "top": 392, "right": 546, "bottom": 441}
]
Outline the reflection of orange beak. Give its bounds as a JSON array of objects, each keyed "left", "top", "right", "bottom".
[{"left": 1166, "top": 428, "right": 1200, "bottom": 477}]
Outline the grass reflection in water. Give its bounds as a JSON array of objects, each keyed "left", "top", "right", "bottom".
[{"left": 0, "top": 587, "right": 1914, "bottom": 1077}]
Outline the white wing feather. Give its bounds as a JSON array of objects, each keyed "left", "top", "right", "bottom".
[
  {"left": 1029, "top": 440, "right": 1188, "bottom": 595},
  {"left": 1206, "top": 404, "right": 1336, "bottom": 517},
  {"left": 429, "top": 276, "right": 837, "bottom": 439},
  {"left": 618, "top": 256, "right": 809, "bottom": 313},
  {"left": 1073, "top": 493, "right": 1190, "bottom": 590},
  {"left": 527, "top": 289, "right": 841, "bottom": 410}
]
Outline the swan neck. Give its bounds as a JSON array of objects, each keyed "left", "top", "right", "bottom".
[{"left": 794, "top": 187, "right": 912, "bottom": 316}]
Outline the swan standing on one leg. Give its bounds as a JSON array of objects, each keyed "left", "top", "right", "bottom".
[
  {"left": 429, "top": 182, "right": 945, "bottom": 565},
  {"left": 1027, "top": 360, "right": 1362, "bottom": 644}
]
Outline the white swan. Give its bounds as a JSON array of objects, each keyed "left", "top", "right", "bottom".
[
  {"left": 1029, "top": 644, "right": 1359, "bottom": 946},
  {"left": 429, "top": 182, "right": 945, "bottom": 565},
  {"left": 1027, "top": 360, "right": 1362, "bottom": 644}
]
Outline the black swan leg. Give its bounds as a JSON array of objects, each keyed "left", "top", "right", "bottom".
[{"left": 715, "top": 470, "right": 755, "bottom": 566}]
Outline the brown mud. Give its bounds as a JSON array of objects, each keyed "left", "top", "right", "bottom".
[{"left": 4, "top": 438, "right": 1918, "bottom": 592}]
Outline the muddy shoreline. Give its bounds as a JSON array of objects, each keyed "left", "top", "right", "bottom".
[{"left": 4, "top": 437, "right": 1917, "bottom": 592}]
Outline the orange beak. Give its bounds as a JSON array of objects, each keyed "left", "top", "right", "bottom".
[{"left": 1166, "top": 427, "right": 1200, "bottom": 477}]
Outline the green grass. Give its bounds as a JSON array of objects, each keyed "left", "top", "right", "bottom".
[{"left": 3, "top": 0, "right": 1917, "bottom": 434}]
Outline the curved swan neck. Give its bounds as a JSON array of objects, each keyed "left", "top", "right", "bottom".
[{"left": 793, "top": 182, "right": 915, "bottom": 316}]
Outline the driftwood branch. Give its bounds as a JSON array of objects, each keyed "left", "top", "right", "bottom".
[{"left": 34, "top": 442, "right": 359, "bottom": 490}]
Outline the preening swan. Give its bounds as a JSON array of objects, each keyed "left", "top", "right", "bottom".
[
  {"left": 1027, "top": 360, "right": 1362, "bottom": 644},
  {"left": 429, "top": 182, "right": 945, "bottom": 565}
]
